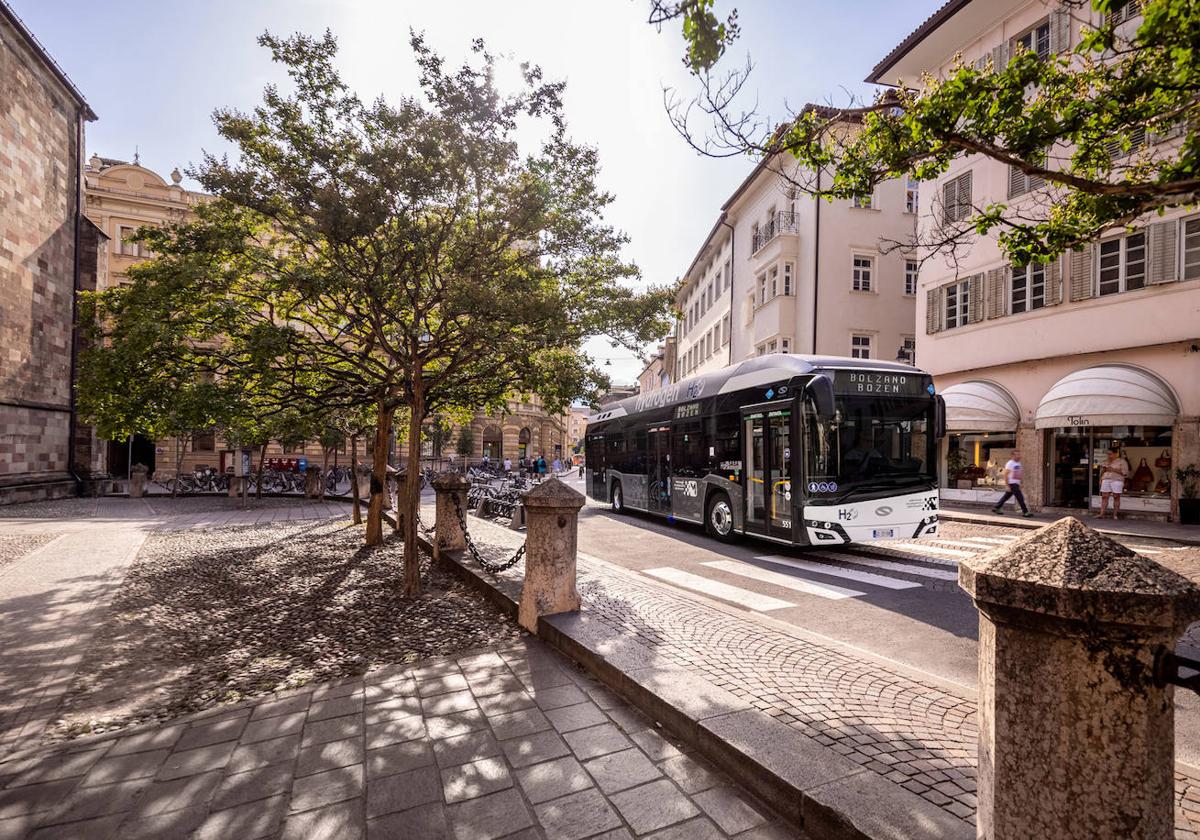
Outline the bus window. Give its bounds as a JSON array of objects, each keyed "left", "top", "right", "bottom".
[
  {"left": 607, "top": 433, "right": 626, "bottom": 472},
  {"left": 672, "top": 420, "right": 704, "bottom": 478},
  {"left": 709, "top": 413, "right": 740, "bottom": 476}
]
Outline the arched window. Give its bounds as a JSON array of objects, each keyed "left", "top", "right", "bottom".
[{"left": 482, "top": 426, "right": 503, "bottom": 460}]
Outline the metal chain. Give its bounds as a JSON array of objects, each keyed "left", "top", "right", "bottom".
[
  {"left": 451, "top": 492, "right": 526, "bottom": 574},
  {"left": 413, "top": 508, "right": 438, "bottom": 537}
]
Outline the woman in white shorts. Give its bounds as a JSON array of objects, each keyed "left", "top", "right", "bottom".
[{"left": 1096, "top": 445, "right": 1130, "bottom": 520}]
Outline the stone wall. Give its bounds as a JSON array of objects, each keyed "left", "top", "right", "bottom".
[{"left": 0, "top": 13, "right": 86, "bottom": 497}]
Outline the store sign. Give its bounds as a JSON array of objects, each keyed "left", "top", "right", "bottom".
[
  {"left": 832, "top": 370, "right": 929, "bottom": 396},
  {"left": 1066, "top": 415, "right": 1091, "bottom": 426}
]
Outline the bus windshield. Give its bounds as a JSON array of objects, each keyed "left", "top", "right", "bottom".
[{"left": 806, "top": 395, "right": 935, "bottom": 495}]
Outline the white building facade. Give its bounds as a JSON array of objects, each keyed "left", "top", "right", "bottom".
[
  {"left": 674, "top": 149, "right": 917, "bottom": 380},
  {"left": 870, "top": 0, "right": 1200, "bottom": 520}
]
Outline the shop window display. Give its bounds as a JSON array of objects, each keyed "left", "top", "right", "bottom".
[
  {"left": 1049, "top": 425, "right": 1172, "bottom": 508},
  {"left": 944, "top": 433, "right": 1017, "bottom": 489}
]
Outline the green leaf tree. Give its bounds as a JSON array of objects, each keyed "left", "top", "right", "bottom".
[
  {"left": 657, "top": 0, "right": 1199, "bottom": 264},
  {"left": 88, "top": 31, "right": 671, "bottom": 596}
]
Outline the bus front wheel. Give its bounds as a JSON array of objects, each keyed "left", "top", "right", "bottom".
[
  {"left": 706, "top": 492, "right": 736, "bottom": 541},
  {"left": 610, "top": 481, "right": 624, "bottom": 513}
]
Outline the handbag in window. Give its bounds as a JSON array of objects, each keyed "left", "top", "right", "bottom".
[
  {"left": 1130, "top": 458, "right": 1154, "bottom": 493},
  {"left": 1154, "top": 449, "right": 1171, "bottom": 469}
]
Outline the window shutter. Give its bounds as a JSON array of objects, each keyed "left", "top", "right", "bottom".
[
  {"left": 1008, "top": 166, "right": 1025, "bottom": 198},
  {"left": 1045, "top": 256, "right": 1063, "bottom": 305},
  {"left": 968, "top": 274, "right": 985, "bottom": 323},
  {"left": 985, "top": 267, "right": 1007, "bottom": 319},
  {"left": 1148, "top": 220, "right": 1178, "bottom": 284},
  {"left": 926, "top": 288, "right": 942, "bottom": 334},
  {"left": 1050, "top": 7, "right": 1071, "bottom": 55},
  {"left": 1069, "top": 245, "right": 1094, "bottom": 301},
  {"left": 959, "top": 171, "right": 972, "bottom": 219},
  {"left": 992, "top": 42, "right": 1009, "bottom": 72},
  {"left": 942, "top": 180, "right": 956, "bottom": 223}
]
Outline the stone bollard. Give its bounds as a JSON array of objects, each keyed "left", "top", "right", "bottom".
[
  {"left": 432, "top": 473, "right": 470, "bottom": 553},
  {"left": 129, "top": 463, "right": 148, "bottom": 498},
  {"left": 227, "top": 475, "right": 243, "bottom": 498},
  {"left": 959, "top": 517, "right": 1200, "bottom": 840},
  {"left": 518, "top": 477, "right": 584, "bottom": 633},
  {"left": 304, "top": 466, "right": 322, "bottom": 499}
]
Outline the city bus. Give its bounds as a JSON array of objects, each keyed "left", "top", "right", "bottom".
[{"left": 584, "top": 354, "right": 945, "bottom": 546}]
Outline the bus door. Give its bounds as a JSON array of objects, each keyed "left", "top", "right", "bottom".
[
  {"left": 741, "top": 402, "right": 795, "bottom": 540},
  {"left": 647, "top": 426, "right": 671, "bottom": 512}
]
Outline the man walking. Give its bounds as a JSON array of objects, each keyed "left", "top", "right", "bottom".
[{"left": 992, "top": 451, "right": 1033, "bottom": 517}]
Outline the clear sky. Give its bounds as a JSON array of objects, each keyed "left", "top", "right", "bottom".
[{"left": 13, "top": 0, "right": 941, "bottom": 386}]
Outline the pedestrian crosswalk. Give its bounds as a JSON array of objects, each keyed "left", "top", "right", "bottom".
[
  {"left": 642, "top": 567, "right": 795, "bottom": 611},
  {"left": 633, "top": 529, "right": 1185, "bottom": 615},
  {"left": 702, "top": 560, "right": 866, "bottom": 600},
  {"left": 749, "top": 555, "right": 924, "bottom": 591}
]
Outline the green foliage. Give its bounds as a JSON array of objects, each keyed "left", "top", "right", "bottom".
[
  {"left": 79, "top": 30, "right": 672, "bottom": 585},
  {"left": 1176, "top": 464, "right": 1200, "bottom": 499},
  {"left": 455, "top": 426, "right": 475, "bottom": 458},
  {"left": 663, "top": 0, "right": 1200, "bottom": 264}
]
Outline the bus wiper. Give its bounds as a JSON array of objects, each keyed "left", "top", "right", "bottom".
[{"left": 828, "top": 476, "right": 924, "bottom": 501}]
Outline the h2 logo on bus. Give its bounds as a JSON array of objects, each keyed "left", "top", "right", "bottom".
[{"left": 807, "top": 481, "right": 838, "bottom": 494}]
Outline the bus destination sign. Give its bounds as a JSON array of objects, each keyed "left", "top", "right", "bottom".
[
  {"left": 674, "top": 401, "right": 702, "bottom": 420},
  {"left": 832, "top": 370, "right": 928, "bottom": 396}
]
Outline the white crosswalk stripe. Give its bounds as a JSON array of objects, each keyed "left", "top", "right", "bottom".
[
  {"left": 956, "top": 536, "right": 1016, "bottom": 546},
  {"left": 701, "top": 560, "right": 865, "bottom": 600},
  {"left": 808, "top": 552, "right": 960, "bottom": 582},
  {"left": 888, "top": 542, "right": 975, "bottom": 559},
  {"left": 642, "top": 567, "right": 795, "bottom": 611},
  {"left": 754, "top": 555, "right": 923, "bottom": 590},
  {"left": 924, "top": 538, "right": 990, "bottom": 550}
]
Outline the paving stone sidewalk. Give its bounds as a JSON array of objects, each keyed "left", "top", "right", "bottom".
[
  {"left": 434, "top": 505, "right": 1200, "bottom": 837},
  {"left": 0, "top": 498, "right": 354, "bottom": 763},
  {"left": 0, "top": 638, "right": 797, "bottom": 840}
]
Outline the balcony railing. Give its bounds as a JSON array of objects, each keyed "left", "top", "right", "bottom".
[{"left": 751, "top": 210, "right": 798, "bottom": 253}]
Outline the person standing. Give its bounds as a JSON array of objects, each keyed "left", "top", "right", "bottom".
[
  {"left": 537, "top": 455, "right": 547, "bottom": 478},
  {"left": 992, "top": 451, "right": 1033, "bottom": 517},
  {"left": 1096, "top": 445, "right": 1130, "bottom": 520},
  {"left": 503, "top": 457, "right": 512, "bottom": 474}
]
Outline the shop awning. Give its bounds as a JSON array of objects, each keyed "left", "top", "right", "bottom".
[
  {"left": 940, "top": 381, "right": 1020, "bottom": 432},
  {"left": 1035, "top": 365, "right": 1179, "bottom": 429}
]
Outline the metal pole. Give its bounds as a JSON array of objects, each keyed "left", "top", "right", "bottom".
[{"left": 127, "top": 434, "right": 133, "bottom": 479}]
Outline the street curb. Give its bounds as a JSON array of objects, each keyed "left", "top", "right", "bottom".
[
  {"left": 939, "top": 508, "right": 1200, "bottom": 546},
  {"left": 421, "top": 532, "right": 974, "bottom": 840}
]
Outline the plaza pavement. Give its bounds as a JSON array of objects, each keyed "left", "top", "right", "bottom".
[
  {"left": 0, "top": 638, "right": 795, "bottom": 840},
  {"left": 0, "top": 498, "right": 352, "bottom": 763}
]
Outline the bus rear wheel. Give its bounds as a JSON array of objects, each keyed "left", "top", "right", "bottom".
[
  {"left": 610, "top": 481, "right": 624, "bottom": 513},
  {"left": 706, "top": 492, "right": 735, "bottom": 541}
]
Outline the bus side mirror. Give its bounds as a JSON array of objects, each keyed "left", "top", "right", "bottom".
[
  {"left": 805, "top": 375, "right": 835, "bottom": 418},
  {"left": 935, "top": 395, "right": 947, "bottom": 438}
]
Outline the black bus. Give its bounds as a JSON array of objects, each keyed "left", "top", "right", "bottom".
[{"left": 584, "top": 354, "right": 945, "bottom": 546}]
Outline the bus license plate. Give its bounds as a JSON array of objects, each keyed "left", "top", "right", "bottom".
[{"left": 872, "top": 528, "right": 895, "bottom": 539}]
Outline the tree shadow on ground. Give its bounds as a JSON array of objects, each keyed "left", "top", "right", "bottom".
[{"left": 47, "top": 519, "right": 522, "bottom": 738}]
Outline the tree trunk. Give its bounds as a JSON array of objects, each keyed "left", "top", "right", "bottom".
[
  {"left": 256, "top": 442, "right": 267, "bottom": 500},
  {"left": 365, "top": 401, "right": 392, "bottom": 546},
  {"left": 350, "top": 434, "right": 362, "bottom": 525},
  {"left": 402, "top": 382, "right": 424, "bottom": 597}
]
